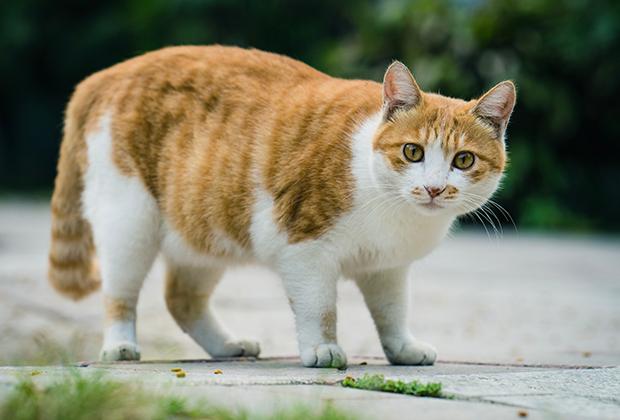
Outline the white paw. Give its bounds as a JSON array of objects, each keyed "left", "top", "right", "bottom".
[
  {"left": 300, "top": 344, "right": 347, "bottom": 368},
  {"left": 383, "top": 339, "right": 437, "bottom": 365},
  {"left": 100, "top": 341, "right": 141, "bottom": 362},
  {"left": 209, "top": 339, "right": 261, "bottom": 358}
]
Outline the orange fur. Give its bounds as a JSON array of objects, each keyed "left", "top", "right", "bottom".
[
  {"left": 103, "top": 296, "right": 135, "bottom": 325},
  {"left": 164, "top": 267, "right": 211, "bottom": 327}
]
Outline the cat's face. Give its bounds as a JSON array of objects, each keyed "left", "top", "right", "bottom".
[{"left": 372, "top": 62, "right": 515, "bottom": 217}]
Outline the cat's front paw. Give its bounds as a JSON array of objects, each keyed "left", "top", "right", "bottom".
[
  {"left": 383, "top": 339, "right": 437, "bottom": 366},
  {"left": 300, "top": 344, "right": 347, "bottom": 368},
  {"left": 100, "top": 341, "right": 141, "bottom": 362},
  {"left": 209, "top": 339, "right": 261, "bottom": 358}
]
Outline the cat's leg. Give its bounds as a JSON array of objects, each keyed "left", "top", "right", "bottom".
[
  {"left": 278, "top": 257, "right": 346, "bottom": 368},
  {"left": 355, "top": 267, "right": 437, "bottom": 365},
  {"left": 165, "top": 263, "right": 260, "bottom": 358},
  {"left": 82, "top": 120, "right": 162, "bottom": 362},
  {"left": 92, "top": 196, "right": 160, "bottom": 362}
]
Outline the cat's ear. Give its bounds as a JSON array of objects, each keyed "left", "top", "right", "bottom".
[
  {"left": 382, "top": 61, "right": 422, "bottom": 121},
  {"left": 472, "top": 81, "right": 516, "bottom": 139}
]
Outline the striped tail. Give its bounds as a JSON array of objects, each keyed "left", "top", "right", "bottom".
[{"left": 48, "top": 118, "right": 100, "bottom": 300}]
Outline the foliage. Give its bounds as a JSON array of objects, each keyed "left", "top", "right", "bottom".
[
  {"left": 0, "top": 372, "right": 354, "bottom": 420},
  {"left": 1, "top": 0, "right": 618, "bottom": 230},
  {"left": 341, "top": 374, "right": 446, "bottom": 398}
]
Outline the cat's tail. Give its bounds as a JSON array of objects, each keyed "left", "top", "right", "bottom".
[{"left": 48, "top": 114, "right": 101, "bottom": 300}]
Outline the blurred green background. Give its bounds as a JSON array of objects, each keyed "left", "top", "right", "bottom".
[{"left": 1, "top": 0, "right": 619, "bottom": 231}]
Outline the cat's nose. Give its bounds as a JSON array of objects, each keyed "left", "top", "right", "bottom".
[{"left": 424, "top": 185, "right": 446, "bottom": 198}]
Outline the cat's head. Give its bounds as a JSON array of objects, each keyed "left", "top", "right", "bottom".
[{"left": 371, "top": 61, "right": 515, "bottom": 217}]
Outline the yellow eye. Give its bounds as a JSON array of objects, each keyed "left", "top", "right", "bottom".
[
  {"left": 453, "top": 151, "right": 475, "bottom": 170},
  {"left": 403, "top": 143, "right": 424, "bottom": 162}
]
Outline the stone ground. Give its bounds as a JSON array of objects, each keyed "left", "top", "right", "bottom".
[{"left": 0, "top": 199, "right": 619, "bottom": 418}]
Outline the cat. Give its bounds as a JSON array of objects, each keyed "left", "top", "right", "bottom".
[{"left": 48, "top": 45, "right": 515, "bottom": 368}]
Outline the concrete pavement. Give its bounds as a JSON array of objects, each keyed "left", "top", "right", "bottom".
[{"left": 1, "top": 358, "right": 618, "bottom": 419}]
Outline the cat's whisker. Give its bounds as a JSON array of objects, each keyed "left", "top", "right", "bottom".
[
  {"left": 480, "top": 206, "right": 502, "bottom": 239},
  {"left": 470, "top": 200, "right": 501, "bottom": 239},
  {"left": 457, "top": 198, "right": 494, "bottom": 240},
  {"left": 486, "top": 199, "right": 517, "bottom": 232},
  {"left": 482, "top": 203, "right": 504, "bottom": 237},
  {"left": 461, "top": 191, "right": 516, "bottom": 233}
]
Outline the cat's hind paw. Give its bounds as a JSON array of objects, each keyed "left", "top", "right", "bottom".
[
  {"left": 100, "top": 341, "right": 141, "bottom": 362},
  {"left": 300, "top": 344, "right": 347, "bottom": 369},
  {"left": 209, "top": 339, "right": 261, "bottom": 358},
  {"left": 384, "top": 339, "right": 437, "bottom": 366}
]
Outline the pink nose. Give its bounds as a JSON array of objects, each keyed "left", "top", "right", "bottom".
[{"left": 424, "top": 185, "right": 446, "bottom": 198}]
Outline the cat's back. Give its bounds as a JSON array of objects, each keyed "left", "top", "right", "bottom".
[
  {"left": 73, "top": 45, "right": 327, "bottom": 104},
  {"left": 67, "top": 46, "right": 329, "bottom": 138}
]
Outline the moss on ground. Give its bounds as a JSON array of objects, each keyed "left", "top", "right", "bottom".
[{"left": 341, "top": 374, "right": 448, "bottom": 398}]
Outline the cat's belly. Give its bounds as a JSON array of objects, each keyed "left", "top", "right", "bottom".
[{"left": 160, "top": 221, "right": 255, "bottom": 267}]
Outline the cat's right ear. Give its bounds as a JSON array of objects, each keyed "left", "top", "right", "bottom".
[{"left": 382, "top": 61, "right": 422, "bottom": 121}]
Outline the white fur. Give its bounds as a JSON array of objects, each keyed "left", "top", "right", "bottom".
[
  {"left": 83, "top": 113, "right": 160, "bottom": 361},
  {"left": 249, "top": 188, "right": 289, "bottom": 263}
]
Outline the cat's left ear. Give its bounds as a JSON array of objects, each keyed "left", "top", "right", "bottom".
[
  {"left": 382, "top": 61, "right": 422, "bottom": 121},
  {"left": 472, "top": 81, "right": 516, "bottom": 140}
]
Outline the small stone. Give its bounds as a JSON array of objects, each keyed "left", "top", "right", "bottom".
[
  {"left": 360, "top": 361, "right": 368, "bottom": 365},
  {"left": 517, "top": 410, "right": 528, "bottom": 417},
  {"left": 213, "top": 369, "right": 223, "bottom": 374}
]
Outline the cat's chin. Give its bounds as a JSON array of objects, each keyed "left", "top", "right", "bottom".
[
  {"left": 419, "top": 201, "right": 443, "bottom": 210},
  {"left": 411, "top": 201, "right": 453, "bottom": 217}
]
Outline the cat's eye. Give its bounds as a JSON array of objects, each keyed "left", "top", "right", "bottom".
[
  {"left": 452, "top": 151, "right": 475, "bottom": 170},
  {"left": 403, "top": 143, "right": 424, "bottom": 163}
]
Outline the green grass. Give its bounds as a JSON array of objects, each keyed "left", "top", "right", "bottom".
[
  {"left": 341, "top": 374, "right": 447, "bottom": 398},
  {"left": 0, "top": 372, "right": 354, "bottom": 420},
  {"left": 3, "top": 335, "right": 94, "bottom": 367}
]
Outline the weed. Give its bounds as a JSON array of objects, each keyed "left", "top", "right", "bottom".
[{"left": 341, "top": 374, "right": 447, "bottom": 398}]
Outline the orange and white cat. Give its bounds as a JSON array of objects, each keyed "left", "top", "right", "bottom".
[{"left": 49, "top": 46, "right": 515, "bottom": 368}]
